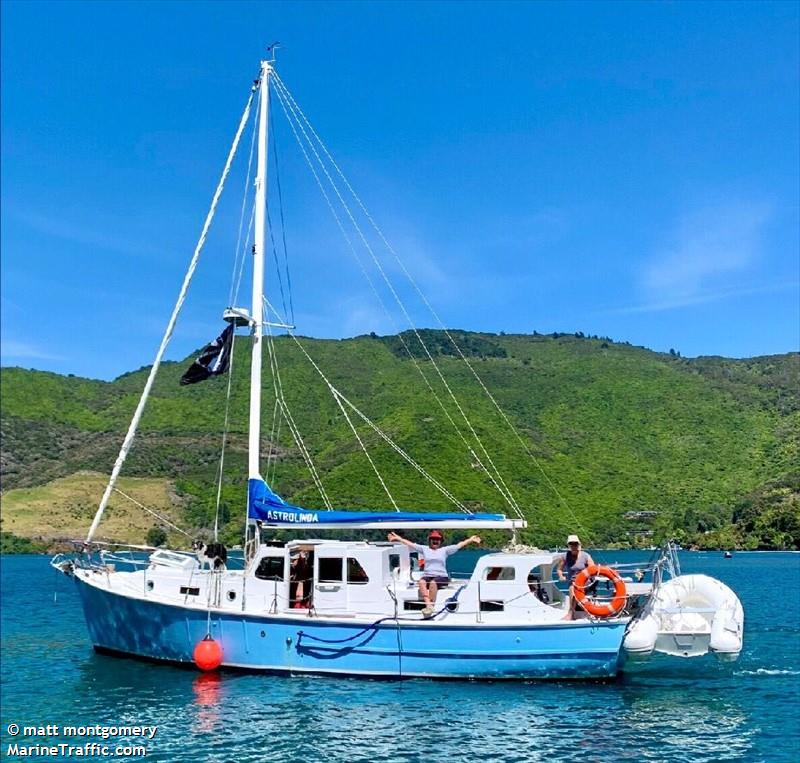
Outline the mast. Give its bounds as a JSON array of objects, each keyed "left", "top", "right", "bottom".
[{"left": 249, "top": 61, "right": 271, "bottom": 479}]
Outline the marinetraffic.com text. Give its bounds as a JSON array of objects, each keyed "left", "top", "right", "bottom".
[{"left": 4, "top": 724, "right": 156, "bottom": 758}]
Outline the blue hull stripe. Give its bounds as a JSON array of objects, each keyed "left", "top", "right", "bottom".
[{"left": 296, "top": 647, "right": 618, "bottom": 660}]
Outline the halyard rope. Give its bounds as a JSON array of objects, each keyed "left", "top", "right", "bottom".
[{"left": 270, "top": 108, "right": 295, "bottom": 325}]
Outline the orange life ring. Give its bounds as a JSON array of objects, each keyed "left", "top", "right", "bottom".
[{"left": 572, "top": 564, "right": 627, "bottom": 617}]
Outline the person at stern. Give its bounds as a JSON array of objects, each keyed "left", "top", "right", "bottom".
[
  {"left": 387, "top": 530, "right": 481, "bottom": 617},
  {"left": 557, "top": 534, "right": 595, "bottom": 620}
]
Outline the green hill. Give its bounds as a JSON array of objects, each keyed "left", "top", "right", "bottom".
[
  {"left": 1, "top": 331, "right": 798, "bottom": 550},
  {"left": 0, "top": 472, "right": 186, "bottom": 550}
]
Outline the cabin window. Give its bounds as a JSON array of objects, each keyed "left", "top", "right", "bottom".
[
  {"left": 318, "top": 557, "right": 344, "bottom": 583},
  {"left": 255, "top": 556, "right": 285, "bottom": 581},
  {"left": 347, "top": 557, "right": 369, "bottom": 584},
  {"left": 388, "top": 554, "right": 400, "bottom": 573},
  {"left": 484, "top": 566, "right": 515, "bottom": 581},
  {"left": 180, "top": 586, "right": 200, "bottom": 596}
]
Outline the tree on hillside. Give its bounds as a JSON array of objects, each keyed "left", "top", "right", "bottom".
[{"left": 146, "top": 526, "right": 167, "bottom": 547}]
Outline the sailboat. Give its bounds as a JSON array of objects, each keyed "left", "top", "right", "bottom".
[{"left": 52, "top": 56, "right": 744, "bottom": 679}]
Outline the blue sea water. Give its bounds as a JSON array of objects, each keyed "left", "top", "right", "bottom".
[{"left": 1, "top": 551, "right": 799, "bottom": 762}]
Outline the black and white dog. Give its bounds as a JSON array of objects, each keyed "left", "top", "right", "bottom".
[{"left": 192, "top": 540, "right": 228, "bottom": 571}]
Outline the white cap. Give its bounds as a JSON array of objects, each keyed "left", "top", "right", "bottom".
[{"left": 567, "top": 534, "right": 581, "bottom": 544}]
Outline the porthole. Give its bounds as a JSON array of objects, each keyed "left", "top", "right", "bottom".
[
  {"left": 227, "top": 590, "right": 237, "bottom": 602},
  {"left": 146, "top": 580, "right": 154, "bottom": 591}
]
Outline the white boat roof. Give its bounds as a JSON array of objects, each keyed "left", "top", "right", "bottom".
[{"left": 477, "top": 552, "right": 559, "bottom": 566}]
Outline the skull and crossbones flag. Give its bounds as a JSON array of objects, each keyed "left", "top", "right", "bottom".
[{"left": 180, "top": 324, "right": 234, "bottom": 385}]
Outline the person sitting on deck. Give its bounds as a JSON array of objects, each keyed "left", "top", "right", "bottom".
[
  {"left": 387, "top": 530, "right": 481, "bottom": 618},
  {"left": 556, "top": 534, "right": 595, "bottom": 620}
]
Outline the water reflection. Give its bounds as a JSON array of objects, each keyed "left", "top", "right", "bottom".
[{"left": 192, "top": 672, "right": 223, "bottom": 733}]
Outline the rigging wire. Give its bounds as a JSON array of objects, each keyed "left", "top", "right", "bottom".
[
  {"left": 271, "top": 75, "right": 521, "bottom": 516},
  {"left": 270, "top": 71, "right": 598, "bottom": 535},
  {"left": 271, "top": 76, "right": 523, "bottom": 519},
  {"left": 332, "top": 391, "right": 468, "bottom": 512},
  {"left": 270, "top": 82, "right": 513, "bottom": 513},
  {"left": 112, "top": 488, "right": 193, "bottom": 539},
  {"left": 266, "top": 396, "right": 283, "bottom": 486},
  {"left": 277, "top": 142, "right": 489, "bottom": 509},
  {"left": 289, "top": 337, "right": 469, "bottom": 512},
  {"left": 262, "top": 294, "right": 468, "bottom": 512},
  {"left": 329, "top": 383, "right": 399, "bottom": 510},
  {"left": 228, "top": 87, "right": 260, "bottom": 308},
  {"left": 262, "top": 299, "right": 393, "bottom": 509},
  {"left": 232, "top": 204, "right": 256, "bottom": 307},
  {"left": 263, "top": 318, "right": 333, "bottom": 509},
  {"left": 85, "top": 85, "right": 257, "bottom": 544},
  {"left": 270, "top": 106, "right": 295, "bottom": 324},
  {"left": 214, "top": 89, "right": 261, "bottom": 544},
  {"left": 266, "top": 205, "right": 290, "bottom": 320},
  {"left": 212, "top": 330, "right": 237, "bottom": 542}
]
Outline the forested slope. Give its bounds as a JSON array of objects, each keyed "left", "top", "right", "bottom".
[{"left": 1, "top": 331, "right": 797, "bottom": 550}]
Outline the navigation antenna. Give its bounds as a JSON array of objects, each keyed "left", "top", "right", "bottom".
[{"left": 266, "top": 42, "right": 281, "bottom": 62}]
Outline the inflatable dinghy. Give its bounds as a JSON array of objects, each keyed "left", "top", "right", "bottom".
[{"left": 624, "top": 574, "right": 743, "bottom": 662}]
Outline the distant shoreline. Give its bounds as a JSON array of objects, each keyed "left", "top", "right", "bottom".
[{"left": 3, "top": 547, "right": 798, "bottom": 557}]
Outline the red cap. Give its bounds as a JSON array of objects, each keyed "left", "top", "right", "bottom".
[{"left": 428, "top": 530, "right": 444, "bottom": 540}]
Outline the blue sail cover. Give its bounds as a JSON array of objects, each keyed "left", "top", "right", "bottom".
[{"left": 248, "top": 478, "right": 506, "bottom": 525}]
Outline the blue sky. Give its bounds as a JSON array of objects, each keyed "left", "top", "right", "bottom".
[{"left": 2, "top": 1, "right": 798, "bottom": 380}]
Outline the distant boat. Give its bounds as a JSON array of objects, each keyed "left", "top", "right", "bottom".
[{"left": 724, "top": 551, "right": 733, "bottom": 559}]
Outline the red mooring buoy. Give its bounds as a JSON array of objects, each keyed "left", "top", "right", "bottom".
[{"left": 193, "top": 635, "right": 222, "bottom": 671}]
